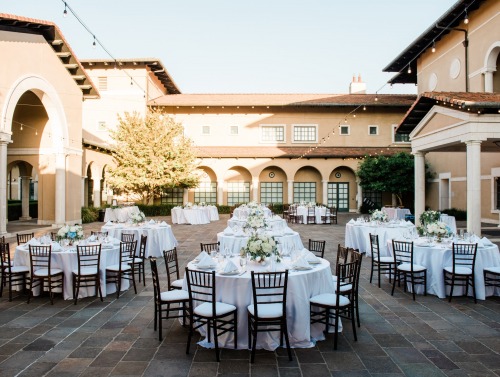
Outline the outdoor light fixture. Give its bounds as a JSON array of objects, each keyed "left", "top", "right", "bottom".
[
  {"left": 464, "top": 9, "right": 469, "bottom": 24},
  {"left": 407, "top": 65, "right": 412, "bottom": 74},
  {"left": 92, "top": 36, "right": 96, "bottom": 48},
  {"left": 63, "top": 2, "right": 68, "bottom": 17},
  {"left": 431, "top": 40, "right": 436, "bottom": 53}
]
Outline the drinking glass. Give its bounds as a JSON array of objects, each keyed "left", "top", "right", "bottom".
[{"left": 240, "top": 256, "right": 247, "bottom": 269}]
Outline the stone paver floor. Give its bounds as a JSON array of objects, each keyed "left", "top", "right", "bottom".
[{"left": 0, "top": 213, "right": 499, "bottom": 376}]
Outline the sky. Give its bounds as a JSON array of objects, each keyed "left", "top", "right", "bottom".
[{"left": 1, "top": 0, "right": 458, "bottom": 94}]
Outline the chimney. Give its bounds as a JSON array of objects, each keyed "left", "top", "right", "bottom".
[{"left": 349, "top": 73, "right": 366, "bottom": 94}]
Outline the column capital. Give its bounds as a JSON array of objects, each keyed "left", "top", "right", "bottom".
[
  {"left": 0, "top": 132, "right": 12, "bottom": 144},
  {"left": 412, "top": 150, "right": 426, "bottom": 157},
  {"left": 287, "top": 179, "right": 294, "bottom": 183},
  {"left": 465, "top": 139, "right": 483, "bottom": 146}
]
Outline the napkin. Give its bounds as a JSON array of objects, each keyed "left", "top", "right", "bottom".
[
  {"left": 222, "top": 259, "right": 238, "bottom": 273},
  {"left": 195, "top": 250, "right": 209, "bottom": 261},
  {"left": 149, "top": 219, "right": 156, "bottom": 224},
  {"left": 292, "top": 256, "right": 310, "bottom": 270},
  {"left": 105, "top": 221, "right": 113, "bottom": 226},
  {"left": 27, "top": 238, "right": 40, "bottom": 246},
  {"left": 51, "top": 242, "right": 62, "bottom": 251},
  {"left": 348, "top": 219, "right": 355, "bottom": 224},
  {"left": 304, "top": 250, "right": 321, "bottom": 263},
  {"left": 223, "top": 227, "right": 234, "bottom": 236},
  {"left": 89, "top": 235, "right": 97, "bottom": 242},
  {"left": 197, "top": 253, "right": 215, "bottom": 268},
  {"left": 481, "top": 237, "right": 494, "bottom": 246},
  {"left": 159, "top": 221, "right": 168, "bottom": 227}
]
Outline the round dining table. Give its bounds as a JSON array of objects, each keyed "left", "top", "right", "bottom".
[
  {"left": 171, "top": 206, "right": 219, "bottom": 224},
  {"left": 217, "top": 230, "right": 304, "bottom": 256},
  {"left": 183, "top": 256, "right": 337, "bottom": 350},
  {"left": 103, "top": 206, "right": 140, "bottom": 223},
  {"left": 295, "top": 205, "right": 327, "bottom": 224},
  {"left": 232, "top": 206, "right": 272, "bottom": 220},
  {"left": 227, "top": 216, "right": 287, "bottom": 232},
  {"left": 14, "top": 240, "right": 129, "bottom": 300}
]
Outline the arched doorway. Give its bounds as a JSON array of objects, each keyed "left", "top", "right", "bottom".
[
  {"left": 293, "top": 166, "right": 322, "bottom": 204},
  {"left": 328, "top": 166, "right": 356, "bottom": 212},
  {"left": 258, "top": 166, "right": 287, "bottom": 205},
  {"left": 224, "top": 166, "right": 252, "bottom": 205}
]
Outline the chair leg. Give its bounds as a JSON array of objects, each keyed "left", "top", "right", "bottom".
[
  {"left": 233, "top": 312, "right": 238, "bottom": 349},
  {"left": 48, "top": 277, "right": 54, "bottom": 305},
  {"left": 283, "top": 320, "right": 292, "bottom": 361},
  {"left": 448, "top": 274, "right": 455, "bottom": 302},
  {"left": 247, "top": 314, "right": 252, "bottom": 350},
  {"left": 333, "top": 308, "right": 339, "bottom": 350},
  {"left": 213, "top": 319, "right": 220, "bottom": 362},
  {"left": 377, "top": 264, "right": 382, "bottom": 288},
  {"left": 391, "top": 271, "right": 397, "bottom": 296},
  {"left": 116, "top": 273, "right": 122, "bottom": 299},
  {"left": 142, "top": 264, "right": 146, "bottom": 287},
  {"left": 251, "top": 320, "right": 258, "bottom": 363},
  {"left": 369, "top": 262, "right": 374, "bottom": 284},
  {"left": 74, "top": 276, "right": 80, "bottom": 305},
  {"left": 186, "top": 315, "right": 193, "bottom": 355},
  {"left": 411, "top": 274, "right": 416, "bottom": 301}
]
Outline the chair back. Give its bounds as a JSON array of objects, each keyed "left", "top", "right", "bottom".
[
  {"left": 335, "top": 260, "right": 357, "bottom": 300},
  {"left": 76, "top": 244, "right": 101, "bottom": 275},
  {"left": 308, "top": 239, "right": 326, "bottom": 258},
  {"left": 121, "top": 233, "right": 135, "bottom": 242},
  {"left": 0, "top": 242, "right": 12, "bottom": 273},
  {"left": 29, "top": 245, "right": 52, "bottom": 274},
  {"left": 350, "top": 249, "right": 363, "bottom": 288},
  {"left": 369, "top": 233, "right": 381, "bottom": 261},
  {"left": 138, "top": 235, "right": 147, "bottom": 259},
  {"left": 392, "top": 240, "right": 414, "bottom": 266},
  {"left": 336, "top": 244, "right": 350, "bottom": 268},
  {"left": 200, "top": 242, "right": 220, "bottom": 253},
  {"left": 149, "top": 257, "right": 161, "bottom": 304},
  {"left": 451, "top": 243, "right": 477, "bottom": 272},
  {"left": 250, "top": 270, "right": 288, "bottom": 319},
  {"left": 119, "top": 241, "right": 137, "bottom": 268},
  {"left": 163, "top": 247, "right": 180, "bottom": 290},
  {"left": 17, "top": 233, "right": 34, "bottom": 245},
  {"left": 185, "top": 267, "right": 217, "bottom": 315}
]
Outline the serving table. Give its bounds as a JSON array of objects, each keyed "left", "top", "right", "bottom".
[
  {"left": 386, "top": 238, "right": 500, "bottom": 300},
  {"left": 14, "top": 240, "right": 129, "bottom": 300},
  {"left": 104, "top": 206, "right": 140, "bottom": 223},
  {"left": 345, "top": 220, "right": 416, "bottom": 257},
  {"left": 101, "top": 222, "right": 178, "bottom": 258},
  {"left": 184, "top": 256, "right": 336, "bottom": 350}
]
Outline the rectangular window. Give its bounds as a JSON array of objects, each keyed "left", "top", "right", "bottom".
[
  {"left": 393, "top": 125, "right": 410, "bottom": 143},
  {"left": 202, "top": 126, "right": 210, "bottom": 135},
  {"left": 260, "top": 125, "right": 285, "bottom": 143},
  {"left": 368, "top": 125, "right": 378, "bottom": 135},
  {"left": 340, "top": 125, "right": 350, "bottom": 135},
  {"left": 363, "top": 190, "right": 382, "bottom": 208},
  {"left": 293, "top": 124, "right": 317, "bottom": 143},
  {"left": 260, "top": 182, "right": 283, "bottom": 205},
  {"left": 293, "top": 182, "right": 316, "bottom": 203},
  {"left": 230, "top": 126, "right": 239, "bottom": 135},
  {"left": 97, "top": 121, "right": 107, "bottom": 131},
  {"left": 194, "top": 182, "right": 217, "bottom": 205},
  {"left": 98, "top": 76, "right": 107, "bottom": 91},
  {"left": 160, "top": 187, "right": 184, "bottom": 205},
  {"left": 227, "top": 181, "right": 250, "bottom": 206},
  {"left": 496, "top": 178, "right": 500, "bottom": 210}
]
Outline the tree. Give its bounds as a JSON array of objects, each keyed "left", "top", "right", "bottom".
[
  {"left": 356, "top": 152, "right": 422, "bottom": 207},
  {"left": 107, "top": 110, "right": 200, "bottom": 204}
]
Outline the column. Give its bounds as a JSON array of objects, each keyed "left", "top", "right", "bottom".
[
  {"left": 414, "top": 151, "right": 426, "bottom": 226},
  {"left": 0, "top": 138, "right": 10, "bottom": 235},
  {"left": 54, "top": 153, "right": 66, "bottom": 226},
  {"left": 484, "top": 69, "right": 494, "bottom": 93},
  {"left": 217, "top": 180, "right": 224, "bottom": 205},
  {"left": 183, "top": 188, "right": 189, "bottom": 204},
  {"left": 19, "top": 176, "right": 32, "bottom": 220},
  {"left": 252, "top": 178, "right": 259, "bottom": 202},
  {"left": 356, "top": 178, "right": 363, "bottom": 211},
  {"left": 466, "top": 140, "right": 482, "bottom": 235},
  {"left": 92, "top": 177, "right": 102, "bottom": 208},
  {"left": 81, "top": 177, "right": 86, "bottom": 207},
  {"left": 322, "top": 180, "right": 328, "bottom": 205},
  {"left": 287, "top": 180, "right": 294, "bottom": 204}
]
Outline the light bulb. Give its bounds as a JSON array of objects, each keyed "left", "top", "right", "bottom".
[
  {"left": 20, "top": 125, "right": 23, "bottom": 131},
  {"left": 464, "top": 9, "right": 469, "bottom": 24},
  {"left": 407, "top": 65, "right": 412, "bottom": 74},
  {"left": 92, "top": 36, "right": 96, "bottom": 48},
  {"left": 63, "top": 3, "right": 68, "bottom": 17},
  {"left": 363, "top": 105, "right": 366, "bottom": 111}
]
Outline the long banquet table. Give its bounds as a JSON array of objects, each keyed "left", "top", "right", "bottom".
[
  {"left": 101, "top": 222, "right": 178, "bottom": 257},
  {"left": 171, "top": 206, "right": 219, "bottom": 224},
  {"left": 183, "top": 256, "right": 336, "bottom": 350},
  {"left": 386, "top": 238, "right": 500, "bottom": 300},
  {"left": 14, "top": 240, "right": 130, "bottom": 300},
  {"left": 345, "top": 220, "right": 416, "bottom": 257}
]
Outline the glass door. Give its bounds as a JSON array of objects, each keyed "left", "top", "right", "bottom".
[{"left": 327, "top": 182, "right": 349, "bottom": 212}]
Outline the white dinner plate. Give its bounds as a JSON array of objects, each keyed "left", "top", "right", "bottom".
[
  {"left": 308, "top": 260, "right": 322, "bottom": 264},
  {"left": 218, "top": 270, "right": 240, "bottom": 275},
  {"left": 293, "top": 266, "right": 312, "bottom": 271},
  {"left": 197, "top": 264, "right": 217, "bottom": 270}
]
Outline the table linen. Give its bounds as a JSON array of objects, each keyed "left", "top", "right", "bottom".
[
  {"left": 295, "top": 206, "right": 327, "bottom": 224},
  {"left": 104, "top": 206, "right": 140, "bottom": 223},
  {"left": 232, "top": 207, "right": 272, "bottom": 220},
  {"left": 382, "top": 207, "right": 411, "bottom": 221},
  {"left": 171, "top": 206, "right": 218, "bottom": 224},
  {"left": 217, "top": 231, "right": 303, "bottom": 256}
]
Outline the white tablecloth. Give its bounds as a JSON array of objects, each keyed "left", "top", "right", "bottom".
[
  {"left": 440, "top": 214, "right": 457, "bottom": 234},
  {"left": 227, "top": 216, "right": 287, "bottom": 231},
  {"left": 233, "top": 207, "right": 272, "bottom": 220},
  {"left": 295, "top": 206, "right": 327, "bottom": 224},
  {"left": 171, "top": 206, "right": 219, "bottom": 224},
  {"left": 104, "top": 206, "right": 140, "bottom": 223},
  {"left": 217, "top": 231, "right": 304, "bottom": 256},
  {"left": 101, "top": 223, "right": 178, "bottom": 257},
  {"left": 345, "top": 221, "right": 416, "bottom": 257},
  {"left": 183, "top": 257, "right": 336, "bottom": 350},
  {"left": 14, "top": 242, "right": 129, "bottom": 300},
  {"left": 382, "top": 207, "right": 411, "bottom": 221},
  {"left": 387, "top": 239, "right": 500, "bottom": 300}
]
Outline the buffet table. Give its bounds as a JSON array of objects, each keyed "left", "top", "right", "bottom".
[
  {"left": 14, "top": 240, "right": 129, "bottom": 300},
  {"left": 101, "top": 222, "right": 178, "bottom": 258},
  {"left": 171, "top": 206, "right": 219, "bottom": 224},
  {"left": 386, "top": 238, "right": 500, "bottom": 300},
  {"left": 104, "top": 206, "right": 140, "bottom": 223},
  {"left": 345, "top": 220, "right": 416, "bottom": 257},
  {"left": 183, "top": 256, "right": 336, "bottom": 350}
]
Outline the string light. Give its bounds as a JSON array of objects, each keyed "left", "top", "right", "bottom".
[
  {"left": 464, "top": 8, "right": 469, "bottom": 24},
  {"left": 92, "top": 35, "right": 96, "bottom": 48},
  {"left": 63, "top": 2, "right": 68, "bottom": 17},
  {"left": 407, "top": 65, "right": 412, "bottom": 74},
  {"left": 431, "top": 40, "right": 436, "bottom": 53}
]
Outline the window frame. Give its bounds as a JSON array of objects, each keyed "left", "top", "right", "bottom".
[
  {"left": 227, "top": 181, "right": 250, "bottom": 206},
  {"left": 260, "top": 182, "right": 283, "bottom": 205},
  {"left": 194, "top": 181, "right": 217, "bottom": 205},
  {"left": 259, "top": 124, "right": 286, "bottom": 143},
  {"left": 293, "top": 182, "right": 317, "bottom": 203},
  {"left": 368, "top": 125, "right": 378, "bottom": 136},
  {"left": 292, "top": 124, "right": 318, "bottom": 143},
  {"left": 160, "top": 187, "right": 184, "bottom": 205},
  {"left": 392, "top": 125, "right": 411, "bottom": 143},
  {"left": 340, "top": 125, "right": 350, "bottom": 136},
  {"left": 229, "top": 125, "right": 239, "bottom": 135},
  {"left": 202, "top": 125, "right": 211, "bottom": 135}
]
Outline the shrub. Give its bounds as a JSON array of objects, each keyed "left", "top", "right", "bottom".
[
  {"left": 441, "top": 208, "right": 467, "bottom": 221},
  {"left": 82, "top": 207, "right": 99, "bottom": 223}
]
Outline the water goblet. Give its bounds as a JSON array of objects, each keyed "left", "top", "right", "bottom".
[{"left": 240, "top": 255, "right": 247, "bottom": 269}]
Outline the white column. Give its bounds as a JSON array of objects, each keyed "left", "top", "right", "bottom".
[
  {"left": 0, "top": 138, "right": 10, "bottom": 235},
  {"left": 287, "top": 180, "right": 294, "bottom": 204},
  {"left": 183, "top": 188, "right": 189, "bottom": 204},
  {"left": 55, "top": 153, "right": 66, "bottom": 226},
  {"left": 356, "top": 178, "right": 363, "bottom": 211},
  {"left": 217, "top": 180, "right": 224, "bottom": 205},
  {"left": 252, "top": 177, "right": 259, "bottom": 202},
  {"left": 92, "top": 177, "right": 102, "bottom": 208},
  {"left": 466, "top": 140, "right": 482, "bottom": 235},
  {"left": 322, "top": 180, "right": 328, "bottom": 205},
  {"left": 484, "top": 70, "right": 495, "bottom": 93},
  {"left": 414, "top": 151, "right": 426, "bottom": 226},
  {"left": 81, "top": 177, "right": 86, "bottom": 207},
  {"left": 20, "top": 176, "right": 32, "bottom": 220}
]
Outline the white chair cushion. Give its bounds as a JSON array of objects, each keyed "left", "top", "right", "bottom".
[
  {"left": 484, "top": 266, "right": 500, "bottom": 274},
  {"left": 106, "top": 264, "right": 132, "bottom": 272},
  {"left": 247, "top": 303, "right": 283, "bottom": 318},
  {"left": 10, "top": 266, "right": 29, "bottom": 273},
  {"left": 171, "top": 279, "right": 184, "bottom": 288},
  {"left": 129, "top": 258, "right": 143, "bottom": 264},
  {"left": 379, "top": 257, "right": 394, "bottom": 263},
  {"left": 34, "top": 268, "right": 63, "bottom": 277},
  {"left": 397, "top": 263, "right": 426, "bottom": 272},
  {"left": 444, "top": 266, "right": 472, "bottom": 275},
  {"left": 335, "top": 283, "right": 353, "bottom": 293},
  {"left": 72, "top": 267, "right": 98, "bottom": 276},
  {"left": 160, "top": 289, "right": 189, "bottom": 302},
  {"left": 194, "top": 302, "right": 236, "bottom": 317},
  {"left": 310, "top": 293, "right": 350, "bottom": 307}
]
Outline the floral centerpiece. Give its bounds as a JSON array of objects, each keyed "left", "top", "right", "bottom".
[
  {"left": 184, "top": 202, "right": 193, "bottom": 209},
  {"left": 242, "top": 233, "right": 279, "bottom": 263},
  {"left": 57, "top": 224, "right": 84, "bottom": 243},
  {"left": 246, "top": 201, "right": 259, "bottom": 209},
  {"left": 370, "top": 209, "right": 388, "bottom": 222},
  {"left": 419, "top": 210, "right": 441, "bottom": 226},
  {"left": 423, "top": 221, "right": 451, "bottom": 241},
  {"left": 130, "top": 211, "right": 146, "bottom": 224},
  {"left": 244, "top": 210, "right": 268, "bottom": 234},
  {"left": 197, "top": 201, "right": 206, "bottom": 207}
]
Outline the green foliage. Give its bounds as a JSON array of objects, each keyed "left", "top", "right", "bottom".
[
  {"left": 107, "top": 109, "right": 200, "bottom": 204},
  {"left": 442, "top": 208, "right": 467, "bottom": 221},
  {"left": 81, "top": 207, "right": 99, "bottom": 223}
]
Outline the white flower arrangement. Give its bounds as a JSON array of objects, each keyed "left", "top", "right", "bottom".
[
  {"left": 370, "top": 209, "right": 388, "bottom": 222},
  {"left": 184, "top": 202, "right": 193, "bottom": 209},
  {"left": 419, "top": 210, "right": 441, "bottom": 225},
  {"left": 425, "top": 221, "right": 451, "bottom": 237},
  {"left": 246, "top": 201, "right": 259, "bottom": 209},
  {"left": 243, "top": 234, "right": 278, "bottom": 263},
  {"left": 57, "top": 224, "right": 84, "bottom": 241},
  {"left": 130, "top": 211, "right": 146, "bottom": 224},
  {"left": 197, "top": 201, "right": 206, "bottom": 207},
  {"left": 244, "top": 210, "right": 268, "bottom": 232},
  {"left": 307, "top": 202, "right": 316, "bottom": 207}
]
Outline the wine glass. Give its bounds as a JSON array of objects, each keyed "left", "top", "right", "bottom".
[{"left": 239, "top": 255, "right": 247, "bottom": 269}]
